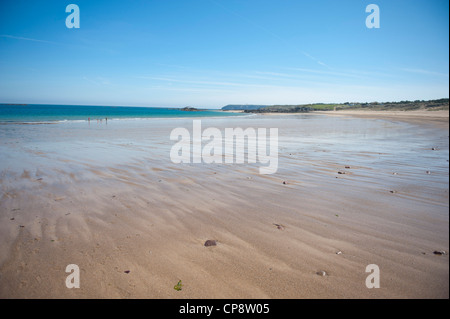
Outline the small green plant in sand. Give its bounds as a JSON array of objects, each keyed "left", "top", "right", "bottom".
[{"left": 174, "top": 280, "right": 183, "bottom": 291}]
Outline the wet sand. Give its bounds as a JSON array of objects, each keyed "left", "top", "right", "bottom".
[{"left": 0, "top": 113, "right": 448, "bottom": 298}]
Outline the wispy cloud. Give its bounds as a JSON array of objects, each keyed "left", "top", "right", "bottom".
[
  {"left": 401, "top": 68, "right": 449, "bottom": 77},
  {"left": 301, "top": 52, "right": 330, "bottom": 68},
  {"left": 285, "top": 67, "right": 367, "bottom": 79},
  {"left": 0, "top": 34, "right": 56, "bottom": 44},
  {"left": 137, "top": 68, "right": 364, "bottom": 91},
  {"left": 146, "top": 86, "right": 235, "bottom": 94},
  {"left": 83, "top": 76, "right": 111, "bottom": 86},
  {"left": 251, "top": 70, "right": 360, "bottom": 84},
  {"left": 137, "top": 76, "right": 244, "bottom": 87},
  {"left": 154, "top": 63, "right": 189, "bottom": 70},
  {"left": 254, "top": 71, "right": 296, "bottom": 78}
]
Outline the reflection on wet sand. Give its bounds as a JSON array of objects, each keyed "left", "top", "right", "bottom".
[{"left": 0, "top": 113, "right": 448, "bottom": 298}]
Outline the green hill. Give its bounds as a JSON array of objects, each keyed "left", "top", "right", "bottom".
[{"left": 243, "top": 99, "right": 449, "bottom": 113}]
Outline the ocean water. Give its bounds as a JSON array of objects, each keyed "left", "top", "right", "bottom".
[{"left": 0, "top": 104, "right": 243, "bottom": 123}]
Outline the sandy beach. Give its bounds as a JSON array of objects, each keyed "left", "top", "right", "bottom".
[
  {"left": 315, "top": 109, "right": 449, "bottom": 129},
  {"left": 0, "top": 111, "right": 448, "bottom": 299}
]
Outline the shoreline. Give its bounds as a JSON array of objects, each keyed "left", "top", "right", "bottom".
[
  {"left": 234, "top": 109, "right": 449, "bottom": 129},
  {"left": 314, "top": 109, "right": 449, "bottom": 130}
]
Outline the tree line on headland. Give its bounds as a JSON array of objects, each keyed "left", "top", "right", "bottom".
[{"left": 221, "top": 98, "right": 449, "bottom": 113}]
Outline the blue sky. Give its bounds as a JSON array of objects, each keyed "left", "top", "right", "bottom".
[{"left": 0, "top": 0, "right": 448, "bottom": 108}]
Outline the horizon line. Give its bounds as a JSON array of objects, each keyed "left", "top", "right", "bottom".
[{"left": 1, "top": 97, "right": 449, "bottom": 109}]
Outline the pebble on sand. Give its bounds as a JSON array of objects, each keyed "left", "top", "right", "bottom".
[
  {"left": 204, "top": 240, "right": 217, "bottom": 247},
  {"left": 433, "top": 250, "right": 447, "bottom": 256},
  {"left": 273, "top": 223, "right": 285, "bottom": 230},
  {"left": 316, "top": 270, "right": 328, "bottom": 276}
]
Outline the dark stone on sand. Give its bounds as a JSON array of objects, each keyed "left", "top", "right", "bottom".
[
  {"left": 338, "top": 171, "right": 346, "bottom": 175},
  {"left": 282, "top": 181, "right": 287, "bottom": 185},
  {"left": 433, "top": 250, "right": 447, "bottom": 256},
  {"left": 273, "top": 223, "right": 285, "bottom": 230},
  {"left": 345, "top": 166, "right": 351, "bottom": 169},
  {"left": 316, "top": 270, "right": 327, "bottom": 276},
  {"left": 124, "top": 270, "right": 130, "bottom": 274},
  {"left": 204, "top": 240, "right": 217, "bottom": 247}
]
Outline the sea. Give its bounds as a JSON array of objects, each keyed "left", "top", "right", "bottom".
[{"left": 0, "top": 104, "right": 243, "bottom": 123}]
